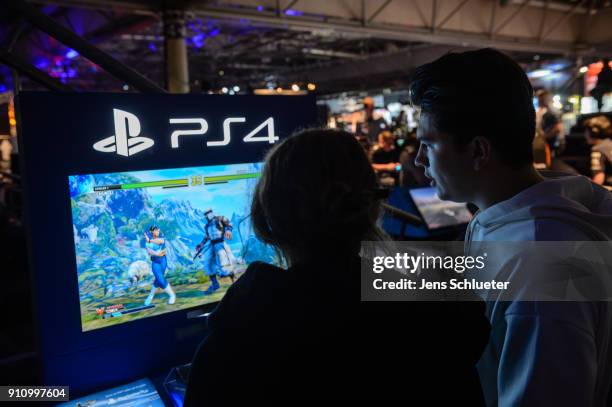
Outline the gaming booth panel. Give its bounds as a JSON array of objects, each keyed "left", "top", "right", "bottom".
[
  {"left": 16, "top": 92, "right": 473, "bottom": 405},
  {"left": 16, "top": 92, "right": 317, "bottom": 405}
]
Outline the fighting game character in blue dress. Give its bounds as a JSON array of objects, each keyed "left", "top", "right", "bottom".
[
  {"left": 144, "top": 225, "right": 176, "bottom": 305},
  {"left": 195, "top": 209, "right": 236, "bottom": 295}
]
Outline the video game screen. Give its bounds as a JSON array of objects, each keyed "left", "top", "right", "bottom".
[
  {"left": 409, "top": 187, "right": 473, "bottom": 230},
  {"left": 69, "top": 162, "right": 280, "bottom": 332}
]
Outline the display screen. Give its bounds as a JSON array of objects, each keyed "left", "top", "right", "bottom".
[
  {"left": 409, "top": 187, "right": 472, "bottom": 230},
  {"left": 69, "top": 162, "right": 279, "bottom": 332},
  {"left": 58, "top": 378, "right": 164, "bottom": 407}
]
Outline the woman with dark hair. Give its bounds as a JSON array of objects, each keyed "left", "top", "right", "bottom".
[
  {"left": 184, "top": 129, "right": 489, "bottom": 406},
  {"left": 251, "top": 129, "right": 383, "bottom": 258}
]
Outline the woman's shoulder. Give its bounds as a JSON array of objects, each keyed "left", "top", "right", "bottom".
[
  {"left": 206, "top": 261, "right": 288, "bottom": 329},
  {"left": 235, "top": 261, "right": 287, "bottom": 288},
  {"left": 222, "top": 261, "right": 287, "bottom": 297}
]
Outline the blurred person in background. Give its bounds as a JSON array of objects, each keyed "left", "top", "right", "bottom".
[
  {"left": 392, "top": 110, "right": 408, "bottom": 133},
  {"left": 536, "top": 89, "right": 565, "bottom": 157},
  {"left": 357, "top": 96, "right": 388, "bottom": 145},
  {"left": 532, "top": 130, "right": 551, "bottom": 170},
  {"left": 371, "top": 130, "right": 401, "bottom": 186},
  {"left": 584, "top": 115, "right": 612, "bottom": 186},
  {"left": 592, "top": 59, "right": 612, "bottom": 112}
]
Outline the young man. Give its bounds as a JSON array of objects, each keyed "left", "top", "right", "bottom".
[{"left": 411, "top": 48, "right": 612, "bottom": 406}]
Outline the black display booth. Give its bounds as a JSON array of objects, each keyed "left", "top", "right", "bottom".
[{"left": 16, "top": 92, "right": 316, "bottom": 396}]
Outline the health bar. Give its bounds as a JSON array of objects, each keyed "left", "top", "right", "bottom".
[
  {"left": 94, "top": 179, "right": 188, "bottom": 191},
  {"left": 121, "top": 179, "right": 189, "bottom": 190},
  {"left": 93, "top": 172, "right": 260, "bottom": 192},
  {"left": 204, "top": 172, "right": 260, "bottom": 184}
]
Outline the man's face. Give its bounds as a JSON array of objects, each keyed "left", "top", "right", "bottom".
[
  {"left": 152, "top": 228, "right": 160, "bottom": 238},
  {"left": 380, "top": 136, "right": 394, "bottom": 151},
  {"left": 414, "top": 113, "right": 475, "bottom": 202},
  {"left": 206, "top": 212, "right": 214, "bottom": 221}
]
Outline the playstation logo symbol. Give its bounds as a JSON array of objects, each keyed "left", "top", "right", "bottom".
[{"left": 93, "top": 109, "right": 154, "bottom": 156}]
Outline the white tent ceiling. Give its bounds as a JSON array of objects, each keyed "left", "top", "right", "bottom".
[{"left": 7, "top": 0, "right": 612, "bottom": 92}]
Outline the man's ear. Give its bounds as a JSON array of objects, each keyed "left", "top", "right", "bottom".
[{"left": 470, "top": 136, "right": 492, "bottom": 171}]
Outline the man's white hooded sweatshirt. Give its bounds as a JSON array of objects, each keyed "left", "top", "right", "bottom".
[{"left": 464, "top": 174, "right": 612, "bottom": 406}]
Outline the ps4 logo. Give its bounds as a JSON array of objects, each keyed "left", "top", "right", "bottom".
[
  {"left": 93, "top": 108, "right": 278, "bottom": 157},
  {"left": 93, "top": 109, "right": 154, "bottom": 157}
]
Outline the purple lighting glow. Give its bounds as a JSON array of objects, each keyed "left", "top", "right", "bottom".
[
  {"left": 34, "top": 57, "right": 49, "bottom": 70},
  {"left": 192, "top": 33, "right": 206, "bottom": 48},
  {"left": 65, "top": 49, "right": 79, "bottom": 59},
  {"left": 284, "top": 9, "right": 303, "bottom": 16}
]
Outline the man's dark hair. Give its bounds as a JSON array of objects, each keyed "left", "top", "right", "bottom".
[{"left": 409, "top": 48, "right": 535, "bottom": 168}]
